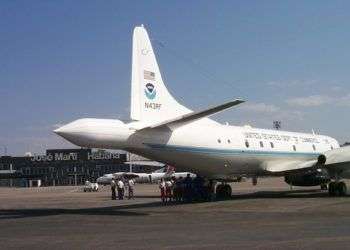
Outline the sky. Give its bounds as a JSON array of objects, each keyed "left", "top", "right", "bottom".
[{"left": 1, "top": 1, "right": 350, "bottom": 155}]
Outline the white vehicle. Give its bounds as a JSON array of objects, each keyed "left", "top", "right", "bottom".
[
  {"left": 84, "top": 181, "right": 99, "bottom": 192},
  {"left": 96, "top": 166, "right": 196, "bottom": 185},
  {"left": 55, "top": 25, "right": 350, "bottom": 197}
]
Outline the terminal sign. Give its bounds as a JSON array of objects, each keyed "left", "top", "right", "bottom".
[
  {"left": 87, "top": 152, "right": 120, "bottom": 160},
  {"left": 31, "top": 152, "right": 120, "bottom": 162},
  {"left": 31, "top": 153, "right": 78, "bottom": 162}
]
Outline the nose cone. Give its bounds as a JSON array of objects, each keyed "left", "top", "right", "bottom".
[
  {"left": 53, "top": 120, "right": 88, "bottom": 145},
  {"left": 54, "top": 124, "right": 74, "bottom": 137}
]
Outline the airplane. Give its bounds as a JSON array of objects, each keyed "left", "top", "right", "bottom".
[
  {"left": 96, "top": 166, "right": 196, "bottom": 185},
  {"left": 54, "top": 25, "right": 350, "bottom": 198}
]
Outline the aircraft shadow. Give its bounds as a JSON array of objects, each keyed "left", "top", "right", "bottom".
[
  {"left": 0, "top": 201, "right": 163, "bottom": 220},
  {"left": 0, "top": 190, "right": 342, "bottom": 220},
  {"left": 229, "top": 189, "right": 333, "bottom": 200}
]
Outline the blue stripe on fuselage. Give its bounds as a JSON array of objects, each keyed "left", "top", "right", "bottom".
[{"left": 144, "top": 143, "right": 320, "bottom": 158}]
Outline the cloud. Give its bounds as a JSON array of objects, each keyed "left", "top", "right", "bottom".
[
  {"left": 239, "top": 102, "right": 280, "bottom": 113},
  {"left": 286, "top": 95, "right": 332, "bottom": 107},
  {"left": 286, "top": 94, "right": 350, "bottom": 107},
  {"left": 267, "top": 79, "right": 318, "bottom": 88},
  {"left": 331, "top": 86, "right": 342, "bottom": 92},
  {"left": 337, "top": 94, "right": 350, "bottom": 106}
]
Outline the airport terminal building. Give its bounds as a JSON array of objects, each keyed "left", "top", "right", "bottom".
[{"left": 0, "top": 149, "right": 158, "bottom": 187}]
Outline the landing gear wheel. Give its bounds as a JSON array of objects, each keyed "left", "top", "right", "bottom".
[
  {"left": 216, "top": 184, "right": 232, "bottom": 200},
  {"left": 328, "top": 182, "right": 336, "bottom": 196},
  {"left": 223, "top": 184, "right": 232, "bottom": 198},
  {"left": 216, "top": 184, "right": 224, "bottom": 199},
  {"left": 337, "top": 182, "right": 347, "bottom": 196},
  {"left": 328, "top": 181, "right": 347, "bottom": 196},
  {"left": 320, "top": 184, "right": 328, "bottom": 190}
]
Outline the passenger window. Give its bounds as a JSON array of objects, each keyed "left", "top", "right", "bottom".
[
  {"left": 270, "top": 142, "right": 274, "bottom": 148},
  {"left": 331, "top": 145, "right": 334, "bottom": 150},
  {"left": 245, "top": 140, "right": 250, "bottom": 148},
  {"left": 227, "top": 139, "right": 231, "bottom": 144},
  {"left": 312, "top": 145, "right": 316, "bottom": 151},
  {"left": 218, "top": 139, "right": 221, "bottom": 143},
  {"left": 293, "top": 145, "right": 296, "bottom": 151},
  {"left": 260, "top": 141, "right": 264, "bottom": 148}
]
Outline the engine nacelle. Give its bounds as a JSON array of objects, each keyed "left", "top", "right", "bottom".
[{"left": 284, "top": 169, "right": 330, "bottom": 187}]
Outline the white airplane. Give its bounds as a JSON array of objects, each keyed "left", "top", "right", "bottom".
[
  {"left": 96, "top": 166, "right": 196, "bottom": 185},
  {"left": 55, "top": 25, "right": 350, "bottom": 197}
]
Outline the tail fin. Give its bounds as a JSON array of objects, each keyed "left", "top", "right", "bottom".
[{"left": 130, "top": 25, "right": 190, "bottom": 122}]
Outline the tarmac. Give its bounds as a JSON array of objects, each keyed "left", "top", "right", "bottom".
[{"left": 1, "top": 178, "right": 350, "bottom": 249}]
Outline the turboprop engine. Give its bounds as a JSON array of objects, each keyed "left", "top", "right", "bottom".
[{"left": 284, "top": 168, "right": 330, "bottom": 187}]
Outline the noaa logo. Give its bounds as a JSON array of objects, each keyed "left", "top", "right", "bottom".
[{"left": 144, "top": 83, "right": 156, "bottom": 100}]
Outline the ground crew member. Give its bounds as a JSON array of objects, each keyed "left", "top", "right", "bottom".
[
  {"left": 173, "top": 177, "right": 180, "bottom": 202},
  {"left": 128, "top": 179, "right": 135, "bottom": 199},
  {"left": 177, "top": 176, "right": 184, "bottom": 202},
  {"left": 159, "top": 178, "right": 166, "bottom": 204},
  {"left": 193, "top": 175, "right": 205, "bottom": 201},
  {"left": 110, "top": 178, "right": 116, "bottom": 200},
  {"left": 183, "top": 173, "right": 193, "bottom": 203},
  {"left": 117, "top": 178, "right": 124, "bottom": 200},
  {"left": 165, "top": 179, "right": 173, "bottom": 202},
  {"left": 209, "top": 180, "right": 216, "bottom": 201}
]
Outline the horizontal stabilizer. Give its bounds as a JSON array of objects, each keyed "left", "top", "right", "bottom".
[{"left": 138, "top": 99, "right": 245, "bottom": 131}]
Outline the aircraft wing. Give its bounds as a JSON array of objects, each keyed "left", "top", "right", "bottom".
[
  {"left": 263, "top": 159, "right": 319, "bottom": 174},
  {"left": 124, "top": 161, "right": 165, "bottom": 167},
  {"left": 265, "top": 146, "right": 350, "bottom": 177},
  {"left": 122, "top": 172, "right": 143, "bottom": 178},
  {"left": 138, "top": 99, "right": 244, "bottom": 131},
  {"left": 322, "top": 146, "right": 350, "bottom": 176}
]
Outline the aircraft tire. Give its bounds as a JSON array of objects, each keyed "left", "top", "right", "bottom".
[
  {"left": 216, "top": 184, "right": 224, "bottom": 199},
  {"left": 328, "top": 182, "right": 336, "bottom": 196},
  {"left": 216, "top": 184, "right": 231, "bottom": 199},
  {"left": 223, "top": 184, "right": 232, "bottom": 198},
  {"left": 337, "top": 182, "right": 347, "bottom": 196}
]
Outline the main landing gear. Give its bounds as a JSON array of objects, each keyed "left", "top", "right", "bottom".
[
  {"left": 328, "top": 181, "right": 347, "bottom": 196},
  {"left": 216, "top": 183, "right": 232, "bottom": 199}
]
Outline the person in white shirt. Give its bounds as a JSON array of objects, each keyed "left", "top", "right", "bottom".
[
  {"left": 159, "top": 179, "right": 166, "bottom": 204},
  {"left": 165, "top": 180, "right": 173, "bottom": 202},
  {"left": 128, "top": 179, "right": 135, "bottom": 199},
  {"left": 117, "top": 179, "right": 124, "bottom": 200}
]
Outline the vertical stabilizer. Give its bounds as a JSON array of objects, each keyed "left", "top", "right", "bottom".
[{"left": 130, "top": 25, "right": 190, "bottom": 122}]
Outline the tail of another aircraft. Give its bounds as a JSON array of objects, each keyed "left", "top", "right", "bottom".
[{"left": 130, "top": 25, "right": 190, "bottom": 122}]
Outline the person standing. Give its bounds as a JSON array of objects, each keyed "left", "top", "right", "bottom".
[
  {"left": 177, "top": 176, "right": 184, "bottom": 202},
  {"left": 117, "top": 178, "right": 124, "bottom": 200},
  {"left": 165, "top": 179, "right": 173, "bottom": 203},
  {"left": 110, "top": 178, "right": 116, "bottom": 200},
  {"left": 159, "top": 178, "right": 166, "bottom": 204},
  {"left": 183, "top": 174, "right": 193, "bottom": 203},
  {"left": 128, "top": 179, "right": 135, "bottom": 199}
]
